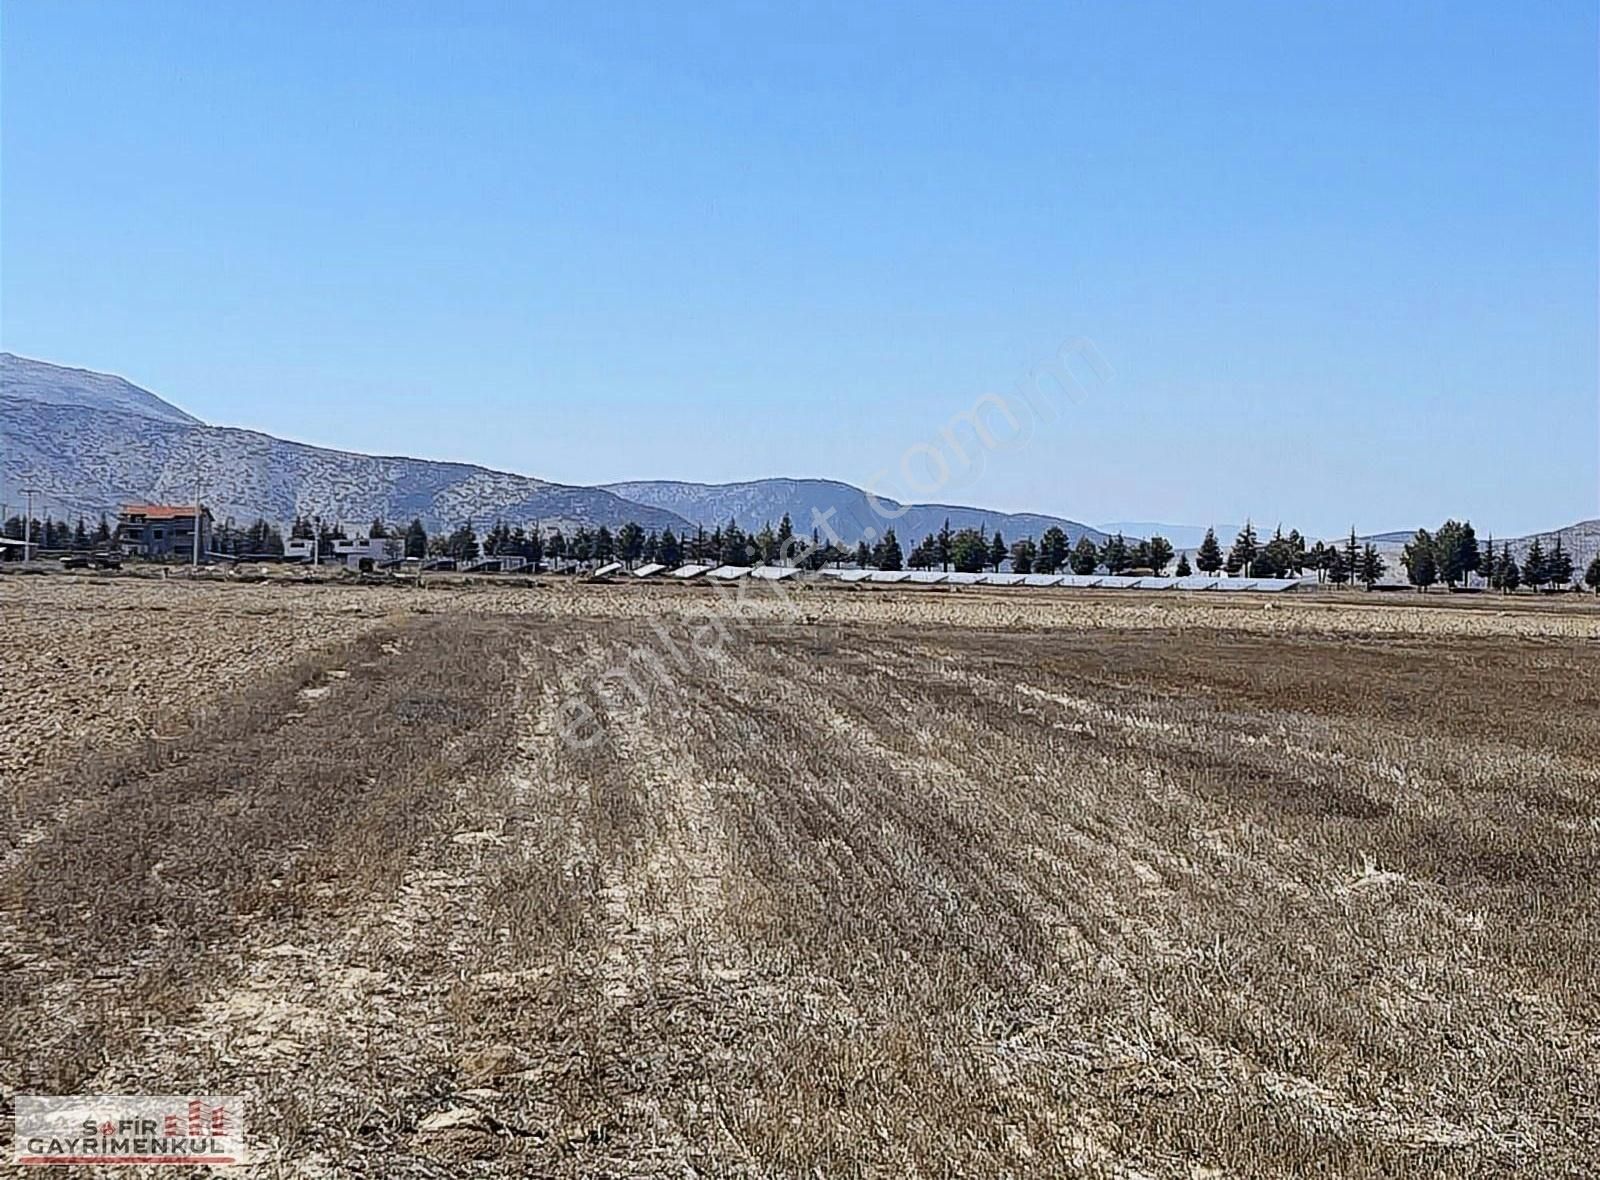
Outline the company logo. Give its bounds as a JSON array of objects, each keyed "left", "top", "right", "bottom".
[{"left": 13, "top": 1095, "right": 247, "bottom": 1166}]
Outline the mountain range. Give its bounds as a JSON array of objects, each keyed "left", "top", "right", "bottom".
[{"left": 0, "top": 355, "right": 1102, "bottom": 546}]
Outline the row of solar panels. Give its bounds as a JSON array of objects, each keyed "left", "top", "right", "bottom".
[{"left": 610, "top": 564, "right": 1308, "bottom": 592}]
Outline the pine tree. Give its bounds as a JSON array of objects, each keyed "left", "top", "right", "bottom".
[
  {"left": 950, "top": 528, "right": 988, "bottom": 573},
  {"left": 1175, "top": 552, "right": 1191, "bottom": 577},
  {"left": 1358, "top": 543, "right": 1386, "bottom": 589},
  {"left": 657, "top": 528, "right": 681, "bottom": 568},
  {"left": 95, "top": 514, "right": 111, "bottom": 545},
  {"left": 1146, "top": 535, "right": 1174, "bottom": 576},
  {"left": 404, "top": 518, "right": 428, "bottom": 558},
  {"left": 1229, "top": 521, "right": 1259, "bottom": 576},
  {"left": 1040, "top": 526, "right": 1069, "bottom": 574},
  {"left": 1343, "top": 527, "right": 1360, "bottom": 587},
  {"left": 872, "top": 528, "right": 904, "bottom": 571},
  {"left": 1195, "top": 527, "right": 1224, "bottom": 574},
  {"left": 854, "top": 540, "right": 872, "bottom": 569},
  {"left": 1069, "top": 535, "right": 1099, "bottom": 575},
  {"left": 989, "top": 531, "right": 1007, "bottom": 572},
  {"left": 1401, "top": 529, "right": 1437, "bottom": 591},
  {"left": 1326, "top": 544, "right": 1350, "bottom": 585},
  {"left": 1008, "top": 537, "right": 1036, "bottom": 575},
  {"left": 936, "top": 518, "right": 954, "bottom": 572},
  {"left": 1585, "top": 554, "right": 1600, "bottom": 594},
  {"left": 1497, "top": 543, "right": 1520, "bottom": 593},
  {"left": 1546, "top": 537, "right": 1574, "bottom": 589},
  {"left": 1100, "top": 532, "right": 1131, "bottom": 574},
  {"left": 1521, "top": 537, "right": 1546, "bottom": 591},
  {"left": 617, "top": 522, "right": 645, "bottom": 567}
]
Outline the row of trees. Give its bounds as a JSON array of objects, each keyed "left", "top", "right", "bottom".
[
  {"left": 1401, "top": 523, "right": 1593, "bottom": 593},
  {"left": 9, "top": 508, "right": 1599, "bottom": 592}
]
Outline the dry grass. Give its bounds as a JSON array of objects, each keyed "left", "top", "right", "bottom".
[{"left": 0, "top": 577, "right": 1595, "bottom": 1176}]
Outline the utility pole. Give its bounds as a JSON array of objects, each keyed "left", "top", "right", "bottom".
[
  {"left": 22, "top": 488, "right": 39, "bottom": 562},
  {"left": 192, "top": 456, "right": 207, "bottom": 568}
]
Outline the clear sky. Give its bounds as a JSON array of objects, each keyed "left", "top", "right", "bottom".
[{"left": 3, "top": 1, "right": 1595, "bottom": 537}]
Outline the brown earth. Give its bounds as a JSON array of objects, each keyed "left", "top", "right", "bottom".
[{"left": 0, "top": 575, "right": 1596, "bottom": 1177}]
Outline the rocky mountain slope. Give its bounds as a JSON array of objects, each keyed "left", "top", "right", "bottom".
[
  {"left": 2, "top": 356, "right": 690, "bottom": 534},
  {"left": 602, "top": 478, "right": 1107, "bottom": 549}
]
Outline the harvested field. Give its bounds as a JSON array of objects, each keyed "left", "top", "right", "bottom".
[{"left": 1, "top": 576, "right": 1596, "bottom": 1176}]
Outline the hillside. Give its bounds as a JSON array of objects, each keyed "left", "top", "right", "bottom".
[
  {"left": 603, "top": 478, "right": 1108, "bottom": 549},
  {"left": 1, "top": 357, "right": 690, "bottom": 534}
]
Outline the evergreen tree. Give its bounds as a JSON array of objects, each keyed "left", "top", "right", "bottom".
[
  {"left": 369, "top": 517, "right": 388, "bottom": 538},
  {"left": 1307, "top": 540, "right": 1330, "bottom": 582},
  {"left": 872, "top": 528, "right": 904, "bottom": 571},
  {"left": 95, "top": 514, "right": 112, "bottom": 545},
  {"left": 1585, "top": 554, "right": 1600, "bottom": 594},
  {"left": 950, "top": 528, "right": 989, "bottom": 573},
  {"left": 657, "top": 528, "right": 681, "bottom": 568},
  {"left": 1433, "top": 519, "right": 1481, "bottom": 589},
  {"left": 1545, "top": 536, "right": 1574, "bottom": 589},
  {"left": 1099, "top": 532, "right": 1132, "bottom": 574},
  {"left": 404, "top": 518, "right": 428, "bottom": 559},
  {"left": 988, "top": 531, "right": 1007, "bottom": 572},
  {"left": 1008, "top": 537, "right": 1037, "bottom": 575},
  {"left": 1195, "top": 528, "right": 1224, "bottom": 574},
  {"left": 1286, "top": 529, "right": 1308, "bottom": 575},
  {"left": 936, "top": 518, "right": 954, "bottom": 571},
  {"left": 1343, "top": 527, "right": 1360, "bottom": 586},
  {"left": 73, "top": 518, "right": 88, "bottom": 548},
  {"left": 854, "top": 539, "right": 872, "bottom": 569},
  {"left": 1401, "top": 529, "right": 1438, "bottom": 591},
  {"left": 1040, "top": 526, "right": 1069, "bottom": 574},
  {"left": 1175, "top": 551, "right": 1192, "bottom": 577},
  {"left": 1146, "top": 535, "right": 1175, "bottom": 576},
  {"left": 754, "top": 522, "right": 778, "bottom": 565},
  {"left": 595, "top": 525, "right": 616, "bottom": 562},
  {"left": 617, "top": 522, "right": 646, "bottom": 567},
  {"left": 1229, "top": 521, "right": 1260, "bottom": 576},
  {"left": 1358, "top": 543, "right": 1386, "bottom": 589},
  {"left": 446, "top": 522, "right": 480, "bottom": 561},
  {"left": 718, "top": 519, "right": 748, "bottom": 566},
  {"left": 1521, "top": 537, "right": 1546, "bottom": 591},
  {"left": 1069, "top": 535, "right": 1099, "bottom": 575},
  {"left": 1496, "top": 543, "right": 1520, "bottom": 593},
  {"left": 776, "top": 513, "right": 794, "bottom": 557},
  {"left": 1326, "top": 544, "right": 1350, "bottom": 585}
]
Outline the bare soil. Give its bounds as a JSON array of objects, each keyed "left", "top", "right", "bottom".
[{"left": 1, "top": 576, "right": 1595, "bottom": 1177}]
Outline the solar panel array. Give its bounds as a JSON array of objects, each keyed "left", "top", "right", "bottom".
[{"left": 623, "top": 564, "right": 1311, "bottom": 592}]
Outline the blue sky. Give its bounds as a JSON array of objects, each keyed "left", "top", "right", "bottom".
[{"left": 3, "top": 0, "right": 1595, "bottom": 536}]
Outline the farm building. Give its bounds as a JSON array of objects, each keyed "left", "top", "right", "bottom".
[{"left": 116, "top": 504, "right": 213, "bottom": 559}]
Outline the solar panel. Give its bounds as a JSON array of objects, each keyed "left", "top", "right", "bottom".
[
  {"left": 1022, "top": 573, "right": 1064, "bottom": 587},
  {"left": 631, "top": 563, "right": 666, "bottom": 578},
  {"left": 867, "top": 570, "right": 911, "bottom": 583},
  {"left": 906, "top": 571, "right": 948, "bottom": 584},
  {"left": 838, "top": 569, "right": 873, "bottom": 582},
  {"left": 1094, "top": 575, "right": 1141, "bottom": 589},
  {"left": 1132, "top": 576, "right": 1179, "bottom": 590},
  {"left": 707, "top": 565, "right": 752, "bottom": 580},
  {"left": 1251, "top": 577, "right": 1305, "bottom": 593},
  {"left": 591, "top": 561, "right": 623, "bottom": 577},
  {"left": 945, "top": 571, "right": 984, "bottom": 585},
  {"left": 669, "top": 564, "right": 713, "bottom": 579},
  {"left": 1212, "top": 578, "right": 1255, "bottom": 592},
  {"left": 1055, "top": 574, "right": 1103, "bottom": 588},
  {"left": 1173, "top": 575, "right": 1220, "bottom": 590},
  {"left": 981, "top": 573, "right": 1026, "bottom": 586},
  {"left": 750, "top": 565, "right": 802, "bottom": 580}
]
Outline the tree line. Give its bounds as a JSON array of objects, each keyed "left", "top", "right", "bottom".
[{"left": 8, "top": 508, "right": 1599, "bottom": 592}]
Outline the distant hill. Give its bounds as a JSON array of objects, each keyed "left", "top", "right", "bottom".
[
  {"left": 1, "top": 355, "right": 691, "bottom": 534},
  {"left": 603, "top": 478, "right": 1107, "bottom": 549}
]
